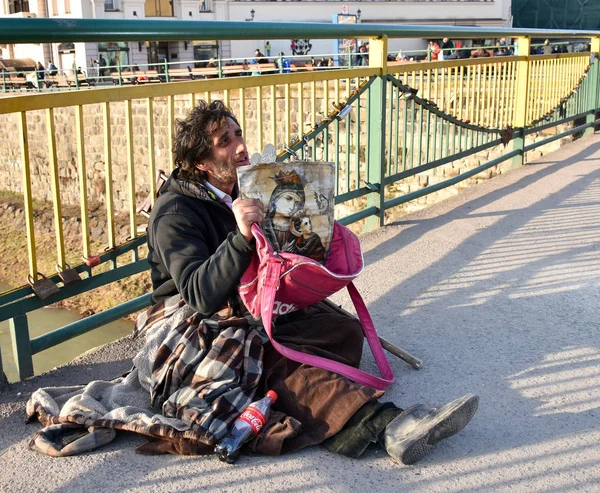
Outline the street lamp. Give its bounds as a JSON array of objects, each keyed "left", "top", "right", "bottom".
[
  {"left": 246, "top": 9, "right": 255, "bottom": 21},
  {"left": 357, "top": 9, "right": 361, "bottom": 21}
]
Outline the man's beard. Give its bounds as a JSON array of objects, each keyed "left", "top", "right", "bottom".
[{"left": 212, "top": 163, "right": 238, "bottom": 188}]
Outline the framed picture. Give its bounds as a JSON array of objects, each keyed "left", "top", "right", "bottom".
[{"left": 237, "top": 161, "right": 335, "bottom": 263}]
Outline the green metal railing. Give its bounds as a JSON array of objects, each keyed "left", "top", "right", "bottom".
[{"left": 1, "top": 19, "right": 600, "bottom": 385}]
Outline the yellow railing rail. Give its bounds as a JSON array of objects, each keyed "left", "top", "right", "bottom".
[{"left": 2, "top": 20, "right": 600, "bottom": 382}]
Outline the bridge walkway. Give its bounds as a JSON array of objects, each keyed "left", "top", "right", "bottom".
[{"left": 1, "top": 134, "right": 599, "bottom": 493}]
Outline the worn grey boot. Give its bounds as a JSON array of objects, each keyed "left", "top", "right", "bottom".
[{"left": 383, "top": 393, "right": 479, "bottom": 465}]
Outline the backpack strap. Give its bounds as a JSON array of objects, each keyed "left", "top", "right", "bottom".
[{"left": 260, "top": 255, "right": 394, "bottom": 390}]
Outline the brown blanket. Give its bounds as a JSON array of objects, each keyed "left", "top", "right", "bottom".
[{"left": 26, "top": 297, "right": 382, "bottom": 456}]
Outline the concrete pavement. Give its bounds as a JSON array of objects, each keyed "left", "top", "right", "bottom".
[{"left": 1, "top": 134, "right": 600, "bottom": 493}]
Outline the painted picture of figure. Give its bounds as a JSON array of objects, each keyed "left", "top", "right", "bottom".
[
  {"left": 237, "top": 161, "right": 335, "bottom": 263},
  {"left": 291, "top": 215, "right": 327, "bottom": 262}
]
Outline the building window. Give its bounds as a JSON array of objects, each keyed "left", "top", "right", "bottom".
[
  {"left": 8, "top": 0, "right": 30, "bottom": 14},
  {"left": 193, "top": 41, "right": 218, "bottom": 66},
  {"left": 104, "top": 0, "right": 117, "bottom": 12},
  {"left": 145, "top": 0, "right": 173, "bottom": 17},
  {"left": 97, "top": 42, "right": 130, "bottom": 69}
]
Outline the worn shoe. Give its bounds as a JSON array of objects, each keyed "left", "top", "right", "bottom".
[{"left": 383, "top": 393, "right": 479, "bottom": 465}]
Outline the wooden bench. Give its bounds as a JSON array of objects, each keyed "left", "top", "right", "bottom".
[
  {"left": 188, "top": 66, "right": 221, "bottom": 79},
  {"left": 290, "top": 63, "right": 313, "bottom": 72},
  {"left": 136, "top": 70, "right": 162, "bottom": 84},
  {"left": 166, "top": 68, "right": 193, "bottom": 82},
  {"left": 7, "top": 74, "right": 31, "bottom": 90},
  {"left": 111, "top": 70, "right": 163, "bottom": 85},
  {"left": 67, "top": 73, "right": 96, "bottom": 88},
  {"left": 254, "top": 63, "right": 278, "bottom": 75},
  {"left": 45, "top": 74, "right": 71, "bottom": 89},
  {"left": 111, "top": 71, "right": 135, "bottom": 85},
  {"left": 221, "top": 64, "right": 247, "bottom": 77}
]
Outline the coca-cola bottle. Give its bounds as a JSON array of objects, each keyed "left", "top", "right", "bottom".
[{"left": 214, "top": 390, "right": 278, "bottom": 464}]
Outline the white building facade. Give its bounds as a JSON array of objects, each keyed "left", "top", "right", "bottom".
[{"left": 1, "top": 0, "right": 512, "bottom": 72}]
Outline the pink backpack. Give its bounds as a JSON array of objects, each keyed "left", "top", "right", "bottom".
[{"left": 238, "top": 222, "right": 394, "bottom": 390}]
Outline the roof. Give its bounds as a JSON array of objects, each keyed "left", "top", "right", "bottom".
[{"left": 0, "top": 58, "right": 37, "bottom": 71}]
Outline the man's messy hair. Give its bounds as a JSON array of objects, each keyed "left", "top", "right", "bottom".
[{"left": 173, "top": 100, "right": 239, "bottom": 183}]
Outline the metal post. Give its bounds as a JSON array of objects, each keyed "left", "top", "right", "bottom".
[
  {"left": 218, "top": 56, "right": 223, "bottom": 78},
  {"left": 364, "top": 35, "right": 388, "bottom": 232},
  {"left": 585, "top": 37, "right": 600, "bottom": 137},
  {"left": 1, "top": 70, "right": 5, "bottom": 93},
  {"left": 9, "top": 314, "right": 34, "bottom": 380},
  {"left": 117, "top": 63, "right": 122, "bottom": 86},
  {"left": 0, "top": 346, "right": 6, "bottom": 389},
  {"left": 278, "top": 53, "right": 283, "bottom": 74},
  {"left": 165, "top": 59, "right": 170, "bottom": 82},
  {"left": 512, "top": 36, "right": 531, "bottom": 167}
]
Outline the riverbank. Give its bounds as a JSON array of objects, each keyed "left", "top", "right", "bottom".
[{"left": 0, "top": 191, "right": 151, "bottom": 318}]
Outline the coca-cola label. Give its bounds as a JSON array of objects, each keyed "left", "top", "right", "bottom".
[{"left": 238, "top": 407, "right": 266, "bottom": 434}]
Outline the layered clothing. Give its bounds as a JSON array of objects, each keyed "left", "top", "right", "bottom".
[{"left": 27, "top": 171, "right": 389, "bottom": 457}]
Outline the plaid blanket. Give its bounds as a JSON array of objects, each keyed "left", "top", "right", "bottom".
[{"left": 26, "top": 295, "right": 265, "bottom": 456}]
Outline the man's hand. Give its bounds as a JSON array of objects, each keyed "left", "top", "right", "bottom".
[{"left": 232, "top": 198, "right": 265, "bottom": 243}]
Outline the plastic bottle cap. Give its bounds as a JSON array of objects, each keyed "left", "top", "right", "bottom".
[{"left": 266, "top": 390, "right": 278, "bottom": 402}]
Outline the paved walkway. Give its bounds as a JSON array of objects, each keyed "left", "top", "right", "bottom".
[{"left": 1, "top": 134, "right": 600, "bottom": 493}]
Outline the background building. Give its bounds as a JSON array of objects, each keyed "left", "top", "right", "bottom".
[
  {"left": 513, "top": 0, "right": 600, "bottom": 30},
  {"left": 1, "top": 0, "right": 511, "bottom": 73}
]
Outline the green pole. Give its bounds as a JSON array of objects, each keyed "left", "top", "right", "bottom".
[
  {"left": 218, "top": 55, "right": 223, "bottom": 78},
  {"left": 0, "top": 344, "right": 5, "bottom": 388},
  {"left": 512, "top": 37, "right": 531, "bottom": 167},
  {"left": 364, "top": 36, "right": 388, "bottom": 232},
  {"left": 74, "top": 64, "right": 80, "bottom": 89},
  {"left": 585, "top": 37, "right": 600, "bottom": 137},
  {"left": 165, "top": 59, "right": 170, "bottom": 82},
  {"left": 117, "top": 63, "right": 122, "bottom": 86},
  {"left": 9, "top": 314, "right": 34, "bottom": 380},
  {"left": 278, "top": 53, "right": 283, "bottom": 74}
]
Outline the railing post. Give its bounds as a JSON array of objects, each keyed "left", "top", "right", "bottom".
[
  {"left": 0, "top": 346, "right": 6, "bottom": 389},
  {"left": 278, "top": 53, "right": 283, "bottom": 74},
  {"left": 2, "top": 70, "right": 5, "bottom": 93},
  {"left": 165, "top": 60, "right": 170, "bottom": 82},
  {"left": 10, "top": 314, "right": 34, "bottom": 380},
  {"left": 364, "top": 35, "right": 388, "bottom": 232},
  {"left": 585, "top": 37, "right": 600, "bottom": 137},
  {"left": 117, "top": 63, "right": 122, "bottom": 86},
  {"left": 512, "top": 36, "right": 531, "bottom": 167},
  {"left": 218, "top": 56, "right": 223, "bottom": 78}
]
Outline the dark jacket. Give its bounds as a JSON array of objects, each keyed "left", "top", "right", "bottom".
[{"left": 147, "top": 169, "right": 255, "bottom": 316}]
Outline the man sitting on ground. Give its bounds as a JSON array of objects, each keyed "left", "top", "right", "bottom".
[{"left": 145, "top": 99, "right": 480, "bottom": 465}]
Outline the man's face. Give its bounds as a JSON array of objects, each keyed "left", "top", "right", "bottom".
[{"left": 196, "top": 117, "right": 249, "bottom": 192}]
